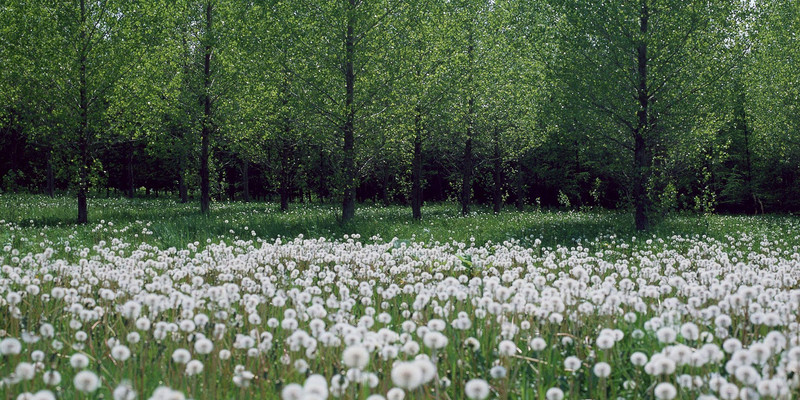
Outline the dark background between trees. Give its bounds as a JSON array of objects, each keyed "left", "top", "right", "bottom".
[{"left": 1, "top": 0, "right": 798, "bottom": 229}]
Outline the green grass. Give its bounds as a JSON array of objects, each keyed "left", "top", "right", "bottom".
[
  {"left": 2, "top": 193, "right": 800, "bottom": 400},
  {"left": 1, "top": 193, "right": 798, "bottom": 255}
]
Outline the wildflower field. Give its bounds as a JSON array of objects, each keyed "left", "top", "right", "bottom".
[{"left": 1, "top": 195, "right": 800, "bottom": 400}]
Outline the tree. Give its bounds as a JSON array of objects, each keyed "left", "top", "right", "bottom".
[
  {"left": 293, "top": 0, "right": 406, "bottom": 222},
  {"left": 6, "top": 0, "right": 162, "bottom": 222},
  {"left": 551, "top": 0, "right": 744, "bottom": 230}
]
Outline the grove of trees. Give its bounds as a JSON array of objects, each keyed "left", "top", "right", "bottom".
[{"left": 1, "top": 0, "right": 798, "bottom": 229}]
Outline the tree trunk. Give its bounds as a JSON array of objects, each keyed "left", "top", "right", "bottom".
[
  {"left": 127, "top": 149, "right": 135, "bottom": 198},
  {"left": 515, "top": 167, "right": 525, "bottom": 211},
  {"left": 178, "top": 157, "right": 188, "bottom": 203},
  {"left": 460, "top": 28, "right": 475, "bottom": 217},
  {"left": 242, "top": 159, "right": 250, "bottom": 202},
  {"left": 381, "top": 160, "right": 390, "bottom": 207},
  {"left": 411, "top": 109, "right": 423, "bottom": 220},
  {"left": 633, "top": 1, "right": 651, "bottom": 231},
  {"left": 278, "top": 75, "right": 293, "bottom": 212},
  {"left": 460, "top": 137, "right": 473, "bottom": 216},
  {"left": 492, "top": 127, "right": 502, "bottom": 213},
  {"left": 341, "top": 0, "right": 356, "bottom": 223},
  {"left": 77, "top": 0, "right": 89, "bottom": 224},
  {"left": 199, "top": 0, "right": 213, "bottom": 214},
  {"left": 46, "top": 150, "right": 55, "bottom": 198}
]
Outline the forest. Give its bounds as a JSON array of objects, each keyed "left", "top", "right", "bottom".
[{"left": 1, "top": 0, "right": 798, "bottom": 230}]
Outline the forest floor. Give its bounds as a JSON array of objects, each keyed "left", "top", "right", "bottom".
[
  {"left": 1, "top": 194, "right": 800, "bottom": 399},
  {"left": 1, "top": 193, "right": 798, "bottom": 253}
]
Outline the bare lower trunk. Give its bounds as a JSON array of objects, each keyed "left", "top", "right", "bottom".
[
  {"left": 199, "top": 0, "right": 213, "bottom": 214},
  {"left": 381, "top": 161, "right": 390, "bottom": 207},
  {"left": 341, "top": 0, "right": 356, "bottom": 222},
  {"left": 77, "top": 0, "right": 89, "bottom": 224},
  {"left": 460, "top": 137, "right": 473, "bottom": 216},
  {"left": 633, "top": 0, "right": 651, "bottom": 231},
  {"left": 46, "top": 150, "right": 55, "bottom": 197},
  {"left": 178, "top": 161, "right": 188, "bottom": 203},
  {"left": 127, "top": 150, "right": 135, "bottom": 198},
  {"left": 411, "top": 113, "right": 422, "bottom": 220},
  {"left": 492, "top": 127, "right": 502, "bottom": 213},
  {"left": 242, "top": 159, "right": 250, "bottom": 202}
]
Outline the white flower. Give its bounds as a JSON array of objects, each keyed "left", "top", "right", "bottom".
[
  {"left": 303, "top": 374, "right": 328, "bottom": 398},
  {"left": 281, "top": 383, "right": 303, "bottom": 400},
  {"left": 498, "top": 340, "right": 517, "bottom": 356},
  {"left": 654, "top": 382, "right": 677, "bottom": 400},
  {"left": 172, "top": 349, "right": 191, "bottom": 364},
  {"left": 343, "top": 345, "right": 370, "bottom": 369},
  {"left": 70, "top": 353, "right": 90, "bottom": 369},
  {"left": 42, "top": 370, "right": 61, "bottom": 386},
  {"left": 148, "top": 386, "right": 185, "bottom": 400},
  {"left": 630, "top": 352, "right": 648, "bottom": 367},
  {"left": 593, "top": 362, "right": 612, "bottom": 378},
  {"left": 656, "top": 327, "right": 677, "bottom": 344},
  {"left": 111, "top": 345, "right": 131, "bottom": 361},
  {"left": 32, "top": 390, "right": 56, "bottom": 400},
  {"left": 386, "top": 388, "right": 405, "bottom": 400},
  {"left": 546, "top": 387, "right": 564, "bottom": 400},
  {"left": 194, "top": 339, "right": 213, "bottom": 355},
  {"left": 490, "top": 365, "right": 507, "bottom": 379},
  {"left": 564, "top": 356, "right": 581, "bottom": 371},
  {"left": 413, "top": 358, "right": 436, "bottom": 384},
  {"left": 0, "top": 338, "right": 22, "bottom": 355},
  {"left": 15, "top": 362, "right": 36, "bottom": 380},
  {"left": 596, "top": 334, "right": 615, "bottom": 350},
  {"left": 422, "top": 331, "right": 448, "bottom": 350},
  {"left": 391, "top": 362, "right": 423, "bottom": 390},
  {"left": 464, "top": 379, "right": 491, "bottom": 400},
  {"left": 113, "top": 382, "right": 137, "bottom": 400},
  {"left": 530, "top": 337, "right": 547, "bottom": 351},
  {"left": 185, "top": 360, "right": 204, "bottom": 376},
  {"left": 73, "top": 370, "right": 100, "bottom": 393}
]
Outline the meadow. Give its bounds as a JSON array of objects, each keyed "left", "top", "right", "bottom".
[{"left": 1, "top": 194, "right": 799, "bottom": 399}]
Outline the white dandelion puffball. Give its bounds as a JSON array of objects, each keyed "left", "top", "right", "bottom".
[
  {"left": 172, "top": 348, "right": 191, "bottom": 364},
  {"left": 194, "top": 338, "right": 214, "bottom": 355},
  {"left": 111, "top": 345, "right": 131, "bottom": 362},
  {"left": 343, "top": 345, "right": 370, "bottom": 369},
  {"left": 564, "top": 356, "right": 581, "bottom": 371},
  {"left": 498, "top": 340, "right": 517, "bottom": 356},
  {"left": 593, "top": 362, "right": 612, "bottom": 378},
  {"left": 73, "top": 370, "right": 100, "bottom": 393},
  {"left": 70, "top": 353, "right": 90, "bottom": 369},
  {"left": 391, "top": 362, "right": 423, "bottom": 390},
  {"left": 654, "top": 382, "right": 677, "bottom": 400},
  {"left": 546, "top": 387, "right": 564, "bottom": 400},
  {"left": 464, "top": 379, "right": 491, "bottom": 400},
  {"left": 0, "top": 338, "right": 22, "bottom": 355}
]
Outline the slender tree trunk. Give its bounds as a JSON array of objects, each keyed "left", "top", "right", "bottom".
[
  {"left": 279, "top": 74, "right": 293, "bottom": 212},
  {"left": 411, "top": 108, "right": 423, "bottom": 220},
  {"left": 279, "top": 136, "right": 292, "bottom": 211},
  {"left": 515, "top": 166, "right": 524, "bottom": 211},
  {"left": 381, "top": 160, "right": 390, "bottom": 207},
  {"left": 460, "top": 28, "right": 475, "bottom": 216},
  {"left": 76, "top": 0, "right": 89, "bottom": 224},
  {"left": 127, "top": 149, "right": 135, "bottom": 198},
  {"left": 740, "top": 102, "right": 755, "bottom": 213},
  {"left": 178, "top": 155, "right": 188, "bottom": 203},
  {"left": 199, "top": 0, "right": 213, "bottom": 214},
  {"left": 633, "top": 1, "right": 651, "bottom": 231},
  {"left": 242, "top": 159, "right": 250, "bottom": 202},
  {"left": 46, "top": 150, "right": 55, "bottom": 198},
  {"left": 492, "top": 127, "right": 502, "bottom": 213},
  {"left": 460, "top": 137, "right": 473, "bottom": 216},
  {"left": 341, "top": 0, "right": 356, "bottom": 222}
]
